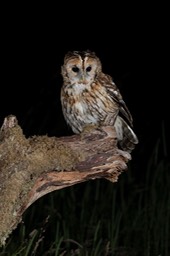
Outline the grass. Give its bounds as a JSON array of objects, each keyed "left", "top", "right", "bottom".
[{"left": 0, "top": 123, "right": 169, "bottom": 256}]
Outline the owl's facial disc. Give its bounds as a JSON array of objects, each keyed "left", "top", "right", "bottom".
[{"left": 65, "top": 56, "right": 98, "bottom": 85}]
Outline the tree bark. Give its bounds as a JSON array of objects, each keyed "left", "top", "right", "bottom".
[{"left": 0, "top": 115, "right": 131, "bottom": 246}]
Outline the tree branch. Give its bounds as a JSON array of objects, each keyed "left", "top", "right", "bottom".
[{"left": 0, "top": 115, "right": 131, "bottom": 246}]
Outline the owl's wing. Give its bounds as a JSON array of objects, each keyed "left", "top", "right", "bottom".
[
  {"left": 105, "top": 79, "right": 133, "bottom": 126},
  {"left": 118, "top": 99, "right": 133, "bottom": 126},
  {"left": 115, "top": 116, "right": 139, "bottom": 152}
]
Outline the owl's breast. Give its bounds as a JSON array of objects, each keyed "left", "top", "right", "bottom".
[{"left": 61, "top": 82, "right": 119, "bottom": 133}]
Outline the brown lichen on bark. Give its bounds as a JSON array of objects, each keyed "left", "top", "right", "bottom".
[
  {"left": 0, "top": 116, "right": 82, "bottom": 245},
  {"left": 0, "top": 115, "right": 131, "bottom": 246}
]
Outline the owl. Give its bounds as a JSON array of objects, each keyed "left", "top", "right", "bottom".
[{"left": 60, "top": 50, "right": 138, "bottom": 152}]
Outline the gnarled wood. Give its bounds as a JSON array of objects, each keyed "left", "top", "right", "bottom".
[{"left": 0, "top": 115, "right": 131, "bottom": 246}]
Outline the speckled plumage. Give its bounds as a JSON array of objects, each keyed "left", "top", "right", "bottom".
[{"left": 60, "top": 50, "right": 138, "bottom": 152}]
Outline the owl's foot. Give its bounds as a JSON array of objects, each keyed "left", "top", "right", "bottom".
[{"left": 80, "top": 124, "right": 99, "bottom": 139}]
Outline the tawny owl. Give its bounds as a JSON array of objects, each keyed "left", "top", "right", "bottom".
[{"left": 60, "top": 50, "right": 138, "bottom": 152}]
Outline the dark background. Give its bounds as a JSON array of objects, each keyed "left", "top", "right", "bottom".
[
  {"left": 0, "top": 4, "right": 169, "bottom": 170},
  {"left": 0, "top": 4, "right": 169, "bottom": 254}
]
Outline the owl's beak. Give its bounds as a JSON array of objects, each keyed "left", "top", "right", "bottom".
[{"left": 79, "top": 74, "right": 87, "bottom": 84}]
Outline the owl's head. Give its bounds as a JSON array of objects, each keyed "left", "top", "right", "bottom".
[{"left": 61, "top": 50, "right": 102, "bottom": 85}]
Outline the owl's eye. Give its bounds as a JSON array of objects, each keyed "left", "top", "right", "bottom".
[
  {"left": 86, "top": 66, "right": 92, "bottom": 72},
  {"left": 72, "top": 67, "right": 79, "bottom": 73}
]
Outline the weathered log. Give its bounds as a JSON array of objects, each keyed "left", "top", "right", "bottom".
[{"left": 0, "top": 115, "right": 131, "bottom": 246}]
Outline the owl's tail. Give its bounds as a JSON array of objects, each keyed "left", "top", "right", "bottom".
[{"left": 114, "top": 116, "right": 139, "bottom": 152}]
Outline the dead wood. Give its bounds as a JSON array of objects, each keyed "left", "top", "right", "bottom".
[{"left": 0, "top": 115, "right": 131, "bottom": 246}]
